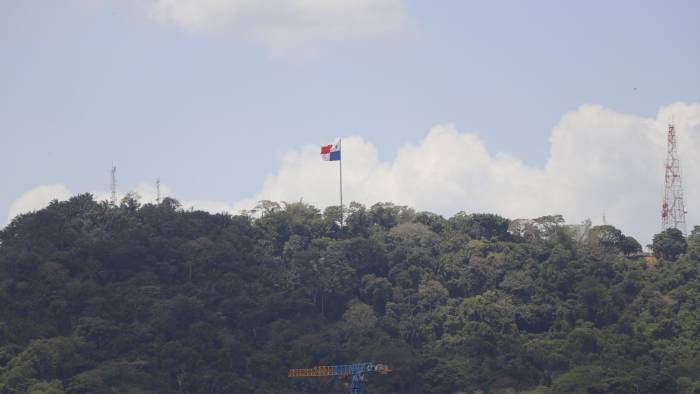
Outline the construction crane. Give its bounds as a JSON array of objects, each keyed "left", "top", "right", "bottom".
[{"left": 288, "top": 362, "right": 391, "bottom": 394}]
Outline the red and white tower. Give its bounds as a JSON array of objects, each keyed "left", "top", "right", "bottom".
[{"left": 661, "top": 123, "right": 687, "bottom": 233}]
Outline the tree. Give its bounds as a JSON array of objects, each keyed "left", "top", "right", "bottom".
[
  {"left": 448, "top": 212, "right": 510, "bottom": 240},
  {"left": 417, "top": 280, "right": 448, "bottom": 309},
  {"left": 586, "top": 225, "right": 642, "bottom": 256},
  {"left": 359, "top": 274, "right": 393, "bottom": 313},
  {"left": 652, "top": 228, "right": 687, "bottom": 260},
  {"left": 27, "top": 380, "right": 66, "bottom": 394},
  {"left": 339, "top": 301, "right": 377, "bottom": 340},
  {"left": 1, "top": 198, "right": 699, "bottom": 393},
  {"left": 619, "top": 235, "right": 642, "bottom": 255},
  {"left": 551, "top": 365, "right": 604, "bottom": 393},
  {"left": 687, "top": 225, "right": 700, "bottom": 261}
]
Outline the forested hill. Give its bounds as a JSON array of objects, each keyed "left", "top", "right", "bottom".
[{"left": 0, "top": 194, "right": 699, "bottom": 394}]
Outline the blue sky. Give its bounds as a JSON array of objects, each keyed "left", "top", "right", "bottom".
[{"left": 2, "top": 0, "right": 699, "bottom": 243}]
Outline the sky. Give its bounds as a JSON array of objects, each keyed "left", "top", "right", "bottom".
[{"left": 1, "top": 0, "right": 699, "bottom": 245}]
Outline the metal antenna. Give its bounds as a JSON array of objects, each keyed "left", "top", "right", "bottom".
[
  {"left": 661, "top": 122, "right": 687, "bottom": 233},
  {"left": 156, "top": 179, "right": 161, "bottom": 204},
  {"left": 110, "top": 164, "right": 118, "bottom": 206}
]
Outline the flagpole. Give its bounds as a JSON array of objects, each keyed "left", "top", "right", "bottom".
[{"left": 339, "top": 138, "right": 343, "bottom": 228}]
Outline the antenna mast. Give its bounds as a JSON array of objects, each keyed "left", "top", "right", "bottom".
[
  {"left": 156, "top": 179, "right": 161, "bottom": 204},
  {"left": 110, "top": 165, "right": 118, "bottom": 206},
  {"left": 661, "top": 122, "right": 687, "bottom": 233}
]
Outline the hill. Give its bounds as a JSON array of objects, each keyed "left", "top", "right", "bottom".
[{"left": 1, "top": 194, "right": 699, "bottom": 393}]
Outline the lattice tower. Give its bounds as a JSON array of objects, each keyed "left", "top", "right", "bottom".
[
  {"left": 110, "top": 165, "right": 118, "bottom": 206},
  {"left": 661, "top": 123, "right": 686, "bottom": 233}
]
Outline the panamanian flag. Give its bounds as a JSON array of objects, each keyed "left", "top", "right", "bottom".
[{"left": 320, "top": 140, "right": 341, "bottom": 161}]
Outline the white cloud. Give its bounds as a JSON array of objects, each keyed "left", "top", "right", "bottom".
[
  {"left": 7, "top": 184, "right": 73, "bottom": 222},
  {"left": 232, "top": 102, "right": 700, "bottom": 245},
  {"left": 6, "top": 103, "right": 700, "bottom": 245},
  {"left": 145, "top": 0, "right": 407, "bottom": 49}
]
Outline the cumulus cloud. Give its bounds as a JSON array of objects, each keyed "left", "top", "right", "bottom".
[
  {"left": 7, "top": 184, "right": 73, "bottom": 222},
  {"left": 144, "top": 0, "right": 407, "bottom": 49},
  {"left": 6, "top": 103, "right": 700, "bottom": 245},
  {"left": 232, "top": 102, "right": 700, "bottom": 245}
]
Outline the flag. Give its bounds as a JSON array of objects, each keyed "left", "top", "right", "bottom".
[{"left": 320, "top": 140, "right": 341, "bottom": 161}]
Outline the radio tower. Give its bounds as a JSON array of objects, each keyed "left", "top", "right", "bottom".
[
  {"left": 156, "top": 179, "right": 161, "bottom": 204},
  {"left": 661, "top": 123, "right": 687, "bottom": 233},
  {"left": 110, "top": 165, "right": 118, "bottom": 206}
]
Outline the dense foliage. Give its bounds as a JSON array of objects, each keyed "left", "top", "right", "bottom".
[{"left": 1, "top": 194, "right": 699, "bottom": 394}]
